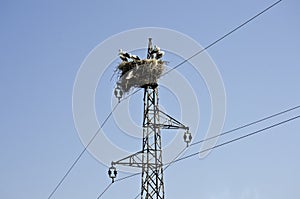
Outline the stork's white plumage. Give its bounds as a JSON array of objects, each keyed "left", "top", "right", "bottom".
[
  {"left": 155, "top": 51, "right": 165, "bottom": 59},
  {"left": 119, "top": 49, "right": 131, "bottom": 62},
  {"left": 151, "top": 45, "right": 160, "bottom": 54},
  {"left": 130, "top": 54, "right": 140, "bottom": 61},
  {"left": 150, "top": 45, "right": 164, "bottom": 59}
]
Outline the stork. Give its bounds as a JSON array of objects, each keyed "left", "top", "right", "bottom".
[
  {"left": 130, "top": 54, "right": 140, "bottom": 61},
  {"left": 155, "top": 50, "right": 165, "bottom": 60},
  {"left": 152, "top": 45, "right": 160, "bottom": 53},
  {"left": 119, "top": 49, "right": 131, "bottom": 62},
  {"left": 150, "top": 45, "right": 164, "bottom": 60}
]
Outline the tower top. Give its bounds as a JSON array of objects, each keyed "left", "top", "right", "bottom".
[{"left": 114, "top": 39, "right": 166, "bottom": 95}]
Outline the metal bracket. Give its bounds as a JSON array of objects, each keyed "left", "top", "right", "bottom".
[{"left": 158, "top": 110, "right": 189, "bottom": 130}]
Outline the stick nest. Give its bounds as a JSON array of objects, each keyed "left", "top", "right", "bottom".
[{"left": 116, "top": 59, "right": 166, "bottom": 93}]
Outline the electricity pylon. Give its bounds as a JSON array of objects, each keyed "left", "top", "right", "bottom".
[{"left": 108, "top": 38, "right": 192, "bottom": 199}]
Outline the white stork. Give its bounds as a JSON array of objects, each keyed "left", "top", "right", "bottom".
[
  {"left": 130, "top": 54, "right": 140, "bottom": 61},
  {"left": 155, "top": 50, "right": 165, "bottom": 59},
  {"left": 150, "top": 45, "right": 164, "bottom": 59},
  {"left": 152, "top": 45, "right": 160, "bottom": 53},
  {"left": 119, "top": 49, "right": 131, "bottom": 62}
]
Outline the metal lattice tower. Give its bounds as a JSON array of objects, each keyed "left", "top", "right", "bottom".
[
  {"left": 108, "top": 38, "right": 191, "bottom": 199},
  {"left": 140, "top": 83, "right": 164, "bottom": 198}
]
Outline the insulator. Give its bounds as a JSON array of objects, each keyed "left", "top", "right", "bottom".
[
  {"left": 183, "top": 130, "right": 192, "bottom": 146},
  {"left": 114, "top": 85, "right": 123, "bottom": 102},
  {"left": 108, "top": 166, "right": 117, "bottom": 182}
]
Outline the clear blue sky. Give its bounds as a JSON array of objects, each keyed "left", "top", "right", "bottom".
[{"left": 1, "top": 0, "right": 300, "bottom": 198}]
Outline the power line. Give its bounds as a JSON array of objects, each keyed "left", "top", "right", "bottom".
[
  {"left": 120, "top": 0, "right": 283, "bottom": 101},
  {"left": 97, "top": 104, "right": 299, "bottom": 199},
  {"left": 167, "top": 114, "right": 300, "bottom": 165},
  {"left": 49, "top": 1, "right": 283, "bottom": 197},
  {"left": 96, "top": 147, "right": 188, "bottom": 199},
  {"left": 163, "top": 0, "right": 283, "bottom": 75},
  {"left": 115, "top": 173, "right": 140, "bottom": 182},
  {"left": 132, "top": 146, "right": 188, "bottom": 199},
  {"left": 47, "top": 103, "right": 119, "bottom": 199},
  {"left": 97, "top": 183, "right": 113, "bottom": 199},
  {"left": 132, "top": 105, "right": 300, "bottom": 198},
  {"left": 131, "top": 105, "right": 299, "bottom": 199},
  {"left": 190, "top": 105, "right": 300, "bottom": 147},
  {"left": 96, "top": 173, "right": 141, "bottom": 198}
]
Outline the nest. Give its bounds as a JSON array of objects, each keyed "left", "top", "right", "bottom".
[{"left": 116, "top": 59, "right": 165, "bottom": 93}]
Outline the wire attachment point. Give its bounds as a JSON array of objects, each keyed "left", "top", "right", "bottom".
[
  {"left": 108, "top": 164, "right": 117, "bottom": 183},
  {"left": 114, "top": 84, "right": 123, "bottom": 102},
  {"left": 183, "top": 130, "right": 192, "bottom": 147}
]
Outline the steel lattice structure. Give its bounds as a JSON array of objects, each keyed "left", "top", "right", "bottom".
[
  {"left": 108, "top": 38, "right": 191, "bottom": 199},
  {"left": 140, "top": 84, "right": 164, "bottom": 199}
]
